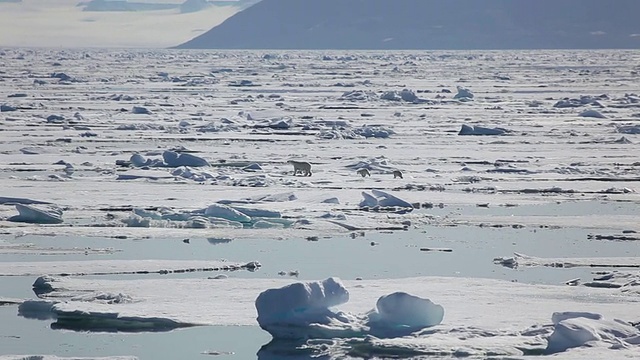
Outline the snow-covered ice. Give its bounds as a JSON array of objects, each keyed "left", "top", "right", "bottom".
[
  {"left": 255, "top": 277, "right": 444, "bottom": 340},
  {"left": 10, "top": 275, "right": 640, "bottom": 357},
  {"left": 0, "top": 259, "right": 260, "bottom": 277},
  {"left": 7, "top": 204, "right": 64, "bottom": 224},
  {"left": 1, "top": 48, "right": 640, "bottom": 358},
  {"left": 546, "top": 312, "right": 640, "bottom": 354}
]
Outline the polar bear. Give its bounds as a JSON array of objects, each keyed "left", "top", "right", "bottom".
[
  {"left": 393, "top": 170, "right": 403, "bottom": 179},
  {"left": 357, "top": 168, "right": 371, "bottom": 177},
  {"left": 287, "top": 160, "right": 312, "bottom": 176}
]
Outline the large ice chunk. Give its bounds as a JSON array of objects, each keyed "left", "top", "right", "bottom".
[
  {"left": 458, "top": 124, "right": 507, "bottom": 136},
  {"left": 255, "top": 278, "right": 445, "bottom": 340},
  {"left": 7, "top": 204, "right": 63, "bottom": 224},
  {"left": 454, "top": 86, "right": 474, "bottom": 99},
  {"left": 203, "top": 203, "right": 251, "bottom": 223},
  {"left": 546, "top": 312, "right": 640, "bottom": 354},
  {"left": 162, "top": 150, "right": 210, "bottom": 167},
  {"left": 359, "top": 190, "right": 413, "bottom": 209},
  {"left": 256, "top": 277, "right": 349, "bottom": 330},
  {"left": 368, "top": 292, "right": 444, "bottom": 332}
]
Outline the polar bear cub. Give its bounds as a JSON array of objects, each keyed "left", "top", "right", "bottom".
[
  {"left": 393, "top": 170, "right": 403, "bottom": 179},
  {"left": 357, "top": 168, "right": 371, "bottom": 177},
  {"left": 287, "top": 160, "right": 312, "bottom": 176}
]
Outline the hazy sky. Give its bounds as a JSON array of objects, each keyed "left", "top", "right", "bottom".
[{"left": 0, "top": 0, "right": 240, "bottom": 48}]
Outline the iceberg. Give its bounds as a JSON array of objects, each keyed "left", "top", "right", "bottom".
[
  {"left": 162, "top": 151, "right": 210, "bottom": 167},
  {"left": 458, "top": 124, "right": 508, "bottom": 136},
  {"left": 359, "top": 191, "right": 379, "bottom": 208},
  {"left": 579, "top": 109, "right": 606, "bottom": 118},
  {"left": 546, "top": 312, "right": 640, "bottom": 354},
  {"left": 119, "top": 203, "right": 293, "bottom": 229},
  {"left": 453, "top": 86, "right": 474, "bottom": 99},
  {"left": 123, "top": 150, "right": 210, "bottom": 168},
  {"left": 7, "top": 204, "right": 63, "bottom": 224},
  {"left": 255, "top": 278, "right": 443, "bottom": 340},
  {"left": 203, "top": 203, "right": 251, "bottom": 223},
  {"left": 229, "top": 206, "right": 281, "bottom": 218},
  {"left": 256, "top": 278, "right": 350, "bottom": 334},
  {"left": 129, "top": 153, "right": 153, "bottom": 167},
  {"left": 359, "top": 190, "right": 413, "bottom": 209},
  {"left": 367, "top": 292, "right": 445, "bottom": 336}
]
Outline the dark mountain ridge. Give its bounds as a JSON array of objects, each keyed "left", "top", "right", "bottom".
[{"left": 176, "top": 0, "right": 640, "bottom": 49}]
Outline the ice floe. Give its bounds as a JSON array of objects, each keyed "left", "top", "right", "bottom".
[
  {"left": 7, "top": 204, "right": 64, "bottom": 224},
  {"left": 256, "top": 278, "right": 444, "bottom": 340},
  {"left": 15, "top": 275, "right": 639, "bottom": 357},
  {"left": 2, "top": 48, "right": 640, "bottom": 358},
  {"left": 298, "top": 311, "right": 640, "bottom": 358},
  {"left": 358, "top": 190, "right": 413, "bottom": 210},
  {"left": 0, "top": 239, "right": 118, "bottom": 256},
  {"left": 458, "top": 124, "right": 509, "bottom": 136},
  {"left": 546, "top": 312, "right": 640, "bottom": 354},
  {"left": 0, "top": 259, "right": 260, "bottom": 277},
  {"left": 493, "top": 252, "right": 640, "bottom": 270},
  {"left": 453, "top": 86, "right": 474, "bottom": 100},
  {"left": 126, "top": 150, "right": 209, "bottom": 168},
  {"left": 120, "top": 202, "right": 294, "bottom": 230}
]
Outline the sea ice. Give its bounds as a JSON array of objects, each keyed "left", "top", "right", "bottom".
[
  {"left": 579, "top": 109, "right": 606, "bottom": 118},
  {"left": 170, "top": 166, "right": 216, "bottom": 182},
  {"left": 7, "top": 204, "right": 64, "bottom": 224},
  {"left": 494, "top": 252, "right": 640, "bottom": 270},
  {"left": 0, "top": 197, "right": 51, "bottom": 205},
  {"left": 11, "top": 273, "right": 640, "bottom": 358},
  {"left": 255, "top": 278, "right": 443, "bottom": 340},
  {"left": 617, "top": 125, "right": 640, "bottom": 134},
  {"left": 458, "top": 124, "right": 508, "bottom": 136},
  {"left": 203, "top": 203, "right": 252, "bottom": 223},
  {"left": 359, "top": 190, "right": 413, "bottom": 209},
  {"left": 0, "top": 259, "right": 258, "bottom": 277},
  {"left": 546, "top": 312, "right": 640, "bottom": 353},
  {"left": 453, "top": 86, "right": 474, "bottom": 100},
  {"left": 162, "top": 150, "right": 210, "bottom": 167},
  {"left": 2, "top": 48, "right": 640, "bottom": 358},
  {"left": 131, "top": 106, "right": 151, "bottom": 115},
  {"left": 120, "top": 202, "right": 293, "bottom": 229},
  {"left": 346, "top": 156, "right": 398, "bottom": 173},
  {"left": 125, "top": 150, "right": 209, "bottom": 168},
  {"left": 256, "top": 277, "right": 352, "bottom": 339},
  {"left": 353, "top": 125, "right": 395, "bottom": 138},
  {"left": 369, "top": 292, "right": 444, "bottom": 328}
]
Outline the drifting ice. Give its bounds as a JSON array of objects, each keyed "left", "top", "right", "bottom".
[{"left": 255, "top": 278, "right": 443, "bottom": 340}]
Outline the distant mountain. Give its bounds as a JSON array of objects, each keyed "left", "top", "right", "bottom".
[{"left": 176, "top": 0, "right": 640, "bottom": 49}]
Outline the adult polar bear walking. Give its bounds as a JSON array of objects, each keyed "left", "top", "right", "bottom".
[{"left": 287, "top": 160, "right": 312, "bottom": 176}]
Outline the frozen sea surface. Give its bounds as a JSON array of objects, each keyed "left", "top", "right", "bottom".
[{"left": 1, "top": 48, "right": 639, "bottom": 359}]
